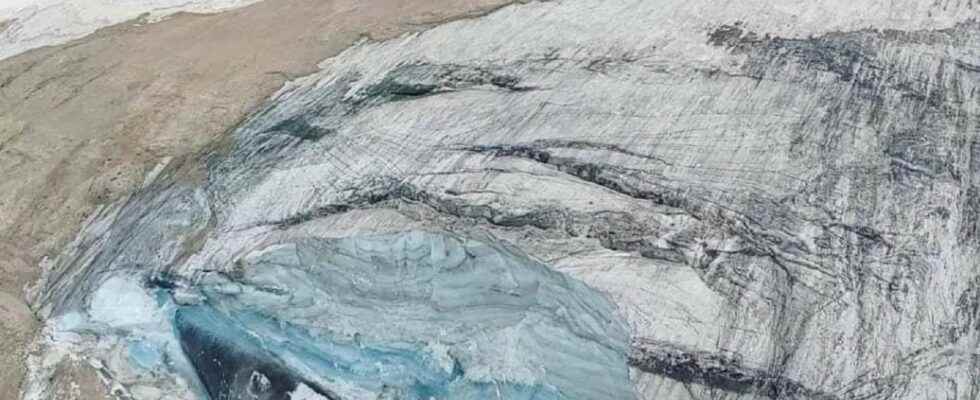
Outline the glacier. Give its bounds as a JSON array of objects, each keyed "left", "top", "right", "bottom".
[{"left": 23, "top": 0, "right": 980, "bottom": 398}]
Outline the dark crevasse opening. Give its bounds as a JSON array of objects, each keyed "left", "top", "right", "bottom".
[{"left": 175, "top": 306, "right": 339, "bottom": 400}]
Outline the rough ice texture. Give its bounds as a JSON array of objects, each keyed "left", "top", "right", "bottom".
[
  {"left": 27, "top": 0, "right": 980, "bottom": 399},
  {"left": 0, "top": 0, "right": 262, "bottom": 61},
  {"left": 177, "top": 233, "right": 630, "bottom": 399},
  {"left": 34, "top": 233, "right": 630, "bottom": 399}
]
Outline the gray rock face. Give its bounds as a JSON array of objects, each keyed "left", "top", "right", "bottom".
[{"left": 25, "top": 1, "right": 980, "bottom": 399}]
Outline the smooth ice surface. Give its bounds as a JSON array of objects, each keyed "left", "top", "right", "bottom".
[
  {"left": 291, "top": 384, "right": 331, "bottom": 400},
  {"left": 89, "top": 276, "right": 160, "bottom": 327},
  {"left": 128, "top": 341, "right": 164, "bottom": 370}
]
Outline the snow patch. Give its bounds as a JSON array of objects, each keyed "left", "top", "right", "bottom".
[
  {"left": 289, "top": 384, "right": 331, "bottom": 400},
  {"left": 0, "top": 0, "right": 263, "bottom": 61},
  {"left": 89, "top": 276, "right": 159, "bottom": 327}
]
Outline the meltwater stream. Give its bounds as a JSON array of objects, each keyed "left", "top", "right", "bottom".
[{"left": 52, "top": 232, "right": 631, "bottom": 399}]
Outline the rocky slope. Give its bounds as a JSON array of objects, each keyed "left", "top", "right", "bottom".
[{"left": 17, "top": 0, "right": 980, "bottom": 399}]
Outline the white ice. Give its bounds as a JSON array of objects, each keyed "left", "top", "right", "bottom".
[{"left": 0, "top": 0, "right": 262, "bottom": 61}]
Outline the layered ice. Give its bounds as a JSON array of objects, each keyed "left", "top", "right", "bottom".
[{"left": 45, "top": 232, "right": 631, "bottom": 399}]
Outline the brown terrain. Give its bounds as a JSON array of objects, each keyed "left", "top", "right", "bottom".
[{"left": 0, "top": 0, "right": 519, "bottom": 397}]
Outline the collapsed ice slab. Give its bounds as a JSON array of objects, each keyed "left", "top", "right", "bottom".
[{"left": 67, "top": 231, "right": 632, "bottom": 399}]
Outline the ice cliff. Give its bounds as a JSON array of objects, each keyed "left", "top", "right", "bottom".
[{"left": 43, "top": 233, "right": 628, "bottom": 399}]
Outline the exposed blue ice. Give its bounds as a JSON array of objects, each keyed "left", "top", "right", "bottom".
[
  {"left": 66, "top": 231, "right": 631, "bottom": 399},
  {"left": 176, "top": 231, "right": 633, "bottom": 399},
  {"left": 128, "top": 340, "right": 164, "bottom": 370}
]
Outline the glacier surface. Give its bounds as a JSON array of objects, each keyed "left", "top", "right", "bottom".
[{"left": 24, "top": 0, "right": 980, "bottom": 398}]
